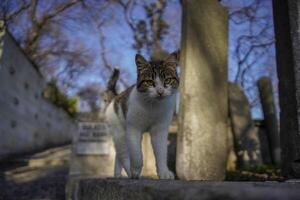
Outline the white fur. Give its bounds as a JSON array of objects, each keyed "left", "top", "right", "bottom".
[{"left": 105, "top": 85, "right": 176, "bottom": 179}]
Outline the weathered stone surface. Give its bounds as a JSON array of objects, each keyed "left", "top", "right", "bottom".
[
  {"left": 257, "top": 77, "right": 280, "bottom": 165},
  {"left": 228, "top": 83, "right": 262, "bottom": 167},
  {"left": 272, "top": 0, "right": 300, "bottom": 177},
  {"left": 0, "top": 145, "right": 70, "bottom": 200},
  {"left": 177, "top": 0, "right": 228, "bottom": 180},
  {"left": 0, "top": 30, "right": 75, "bottom": 160},
  {"left": 71, "top": 178, "right": 300, "bottom": 200}
]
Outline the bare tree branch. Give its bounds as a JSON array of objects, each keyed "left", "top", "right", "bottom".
[{"left": 1, "top": 0, "right": 30, "bottom": 24}]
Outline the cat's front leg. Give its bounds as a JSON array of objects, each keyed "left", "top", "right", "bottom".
[
  {"left": 150, "top": 125, "right": 174, "bottom": 180},
  {"left": 126, "top": 125, "right": 143, "bottom": 179}
]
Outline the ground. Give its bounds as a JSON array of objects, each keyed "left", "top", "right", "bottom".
[
  {"left": 0, "top": 145, "right": 70, "bottom": 200},
  {"left": 0, "top": 145, "right": 299, "bottom": 200}
]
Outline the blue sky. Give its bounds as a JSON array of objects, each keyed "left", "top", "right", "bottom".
[
  {"left": 70, "top": 0, "right": 182, "bottom": 91},
  {"left": 7, "top": 0, "right": 277, "bottom": 118},
  {"left": 72, "top": 0, "right": 277, "bottom": 118}
]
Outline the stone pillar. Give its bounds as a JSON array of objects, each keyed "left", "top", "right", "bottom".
[
  {"left": 257, "top": 77, "right": 280, "bottom": 165},
  {"left": 228, "top": 83, "right": 262, "bottom": 167},
  {"left": 0, "top": 21, "right": 4, "bottom": 60},
  {"left": 273, "top": 0, "right": 300, "bottom": 178},
  {"left": 177, "top": 0, "right": 228, "bottom": 180}
]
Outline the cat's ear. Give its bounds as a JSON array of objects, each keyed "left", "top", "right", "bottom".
[
  {"left": 135, "top": 54, "right": 149, "bottom": 72},
  {"left": 164, "top": 51, "right": 179, "bottom": 69}
]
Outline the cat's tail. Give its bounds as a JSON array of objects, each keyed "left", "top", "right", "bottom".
[
  {"left": 106, "top": 68, "right": 119, "bottom": 96},
  {"left": 100, "top": 68, "right": 119, "bottom": 115}
]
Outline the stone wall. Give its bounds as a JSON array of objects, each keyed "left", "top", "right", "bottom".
[{"left": 0, "top": 31, "right": 76, "bottom": 160}]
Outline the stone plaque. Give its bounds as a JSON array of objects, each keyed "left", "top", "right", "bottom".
[{"left": 77, "top": 122, "right": 110, "bottom": 155}]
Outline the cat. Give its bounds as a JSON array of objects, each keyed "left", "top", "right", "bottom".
[{"left": 103, "top": 52, "right": 179, "bottom": 179}]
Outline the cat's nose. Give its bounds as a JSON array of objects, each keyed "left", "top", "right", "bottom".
[{"left": 157, "top": 88, "right": 164, "bottom": 96}]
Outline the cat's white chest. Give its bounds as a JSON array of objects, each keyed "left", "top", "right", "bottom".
[{"left": 126, "top": 87, "right": 175, "bottom": 132}]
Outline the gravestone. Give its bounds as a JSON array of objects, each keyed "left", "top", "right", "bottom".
[
  {"left": 256, "top": 122, "right": 272, "bottom": 164},
  {"left": 0, "top": 21, "right": 4, "bottom": 59},
  {"left": 66, "top": 115, "right": 116, "bottom": 200},
  {"left": 257, "top": 77, "right": 280, "bottom": 165},
  {"left": 67, "top": 113, "right": 159, "bottom": 199},
  {"left": 228, "top": 83, "right": 262, "bottom": 167},
  {"left": 273, "top": 0, "right": 300, "bottom": 177},
  {"left": 68, "top": 115, "right": 115, "bottom": 178},
  {"left": 227, "top": 119, "right": 237, "bottom": 171},
  {"left": 177, "top": 0, "right": 228, "bottom": 180}
]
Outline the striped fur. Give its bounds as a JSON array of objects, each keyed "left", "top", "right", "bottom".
[{"left": 136, "top": 52, "right": 179, "bottom": 93}]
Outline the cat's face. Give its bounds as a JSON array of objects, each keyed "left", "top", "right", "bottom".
[{"left": 135, "top": 52, "right": 179, "bottom": 100}]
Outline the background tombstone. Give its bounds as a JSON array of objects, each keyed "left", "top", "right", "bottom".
[
  {"left": 68, "top": 115, "right": 115, "bottom": 178},
  {"left": 257, "top": 77, "right": 280, "bottom": 165},
  {"left": 273, "top": 0, "right": 300, "bottom": 178},
  {"left": 177, "top": 0, "right": 228, "bottom": 180},
  {"left": 0, "top": 21, "right": 4, "bottom": 59},
  {"left": 228, "top": 83, "right": 262, "bottom": 167},
  {"left": 66, "top": 114, "right": 116, "bottom": 200},
  {"left": 227, "top": 119, "right": 237, "bottom": 171}
]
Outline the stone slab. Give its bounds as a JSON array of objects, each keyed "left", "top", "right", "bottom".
[{"left": 70, "top": 178, "right": 300, "bottom": 200}]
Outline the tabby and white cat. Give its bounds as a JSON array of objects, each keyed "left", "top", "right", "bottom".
[{"left": 104, "top": 52, "right": 179, "bottom": 179}]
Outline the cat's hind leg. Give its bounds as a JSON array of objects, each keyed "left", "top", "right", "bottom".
[{"left": 113, "top": 133, "right": 132, "bottom": 177}]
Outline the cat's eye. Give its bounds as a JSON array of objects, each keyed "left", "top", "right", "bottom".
[
  {"left": 143, "top": 80, "right": 155, "bottom": 87},
  {"left": 164, "top": 78, "right": 173, "bottom": 84}
]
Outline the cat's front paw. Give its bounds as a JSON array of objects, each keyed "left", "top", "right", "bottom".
[
  {"left": 158, "top": 169, "right": 175, "bottom": 180},
  {"left": 130, "top": 166, "right": 142, "bottom": 179}
]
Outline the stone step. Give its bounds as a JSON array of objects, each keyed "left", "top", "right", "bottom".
[
  {"left": 5, "top": 166, "right": 67, "bottom": 183},
  {"left": 2, "top": 145, "right": 71, "bottom": 183}
]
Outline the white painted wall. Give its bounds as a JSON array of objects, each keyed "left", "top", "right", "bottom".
[{"left": 0, "top": 31, "right": 76, "bottom": 159}]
